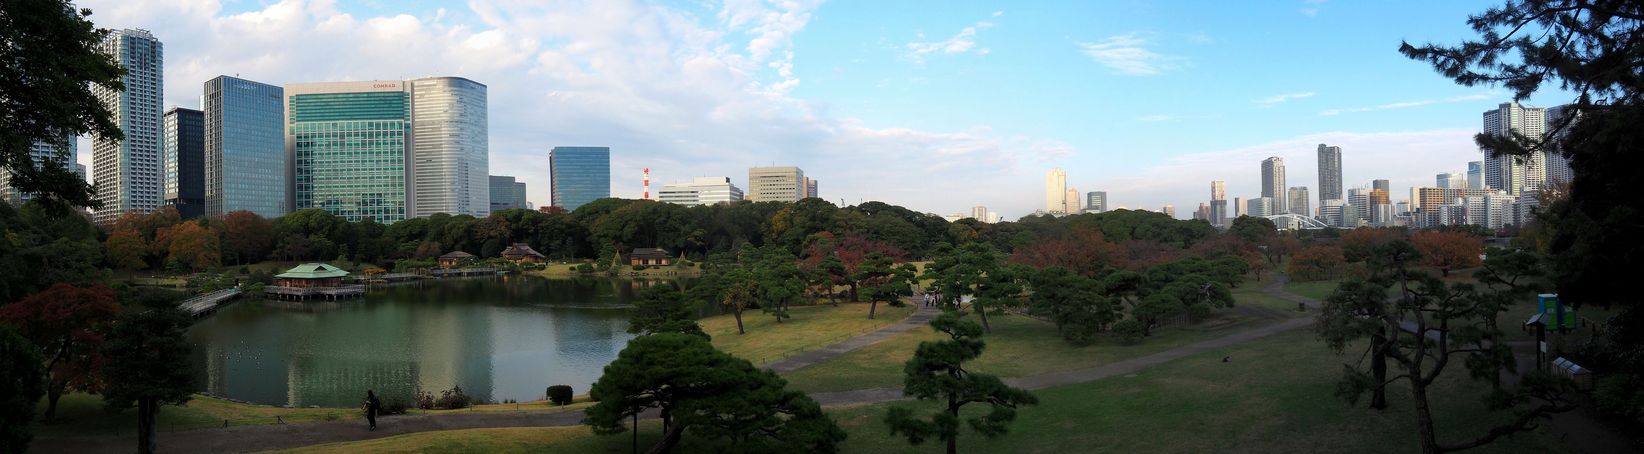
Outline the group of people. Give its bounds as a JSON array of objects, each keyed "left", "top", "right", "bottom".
[{"left": 921, "top": 291, "right": 942, "bottom": 307}]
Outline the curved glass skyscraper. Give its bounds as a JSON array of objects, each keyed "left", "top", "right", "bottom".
[{"left": 411, "top": 77, "right": 489, "bottom": 217}]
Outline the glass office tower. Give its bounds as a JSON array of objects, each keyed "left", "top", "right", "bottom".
[
  {"left": 411, "top": 77, "right": 488, "bottom": 217},
  {"left": 205, "top": 76, "right": 286, "bottom": 217},
  {"left": 91, "top": 29, "right": 164, "bottom": 225},
  {"left": 163, "top": 107, "right": 205, "bottom": 219},
  {"left": 549, "top": 147, "right": 610, "bottom": 211},
  {"left": 286, "top": 81, "right": 411, "bottom": 223}
]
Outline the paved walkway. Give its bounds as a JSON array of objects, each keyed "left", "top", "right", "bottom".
[{"left": 33, "top": 288, "right": 1326, "bottom": 454}]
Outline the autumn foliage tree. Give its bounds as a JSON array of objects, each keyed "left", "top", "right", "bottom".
[
  {"left": 1409, "top": 230, "right": 1483, "bottom": 277},
  {"left": 166, "top": 222, "right": 221, "bottom": 271},
  {"left": 0, "top": 283, "right": 120, "bottom": 420},
  {"left": 103, "top": 212, "right": 148, "bottom": 270},
  {"left": 1288, "top": 245, "right": 1345, "bottom": 282},
  {"left": 1340, "top": 228, "right": 1405, "bottom": 263},
  {"left": 218, "top": 210, "right": 273, "bottom": 265},
  {"left": 1007, "top": 227, "right": 1125, "bottom": 277}
]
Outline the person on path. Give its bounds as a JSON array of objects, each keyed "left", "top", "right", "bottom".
[{"left": 364, "top": 390, "right": 382, "bottom": 431}]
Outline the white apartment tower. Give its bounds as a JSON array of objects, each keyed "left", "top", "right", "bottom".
[
  {"left": 1261, "top": 157, "right": 1286, "bottom": 214},
  {"left": 1481, "top": 101, "right": 1547, "bottom": 195},
  {"left": 1045, "top": 167, "right": 1068, "bottom": 214},
  {"left": 91, "top": 29, "right": 164, "bottom": 224}
]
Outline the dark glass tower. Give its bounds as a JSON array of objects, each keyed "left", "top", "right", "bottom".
[{"left": 549, "top": 147, "right": 610, "bottom": 212}]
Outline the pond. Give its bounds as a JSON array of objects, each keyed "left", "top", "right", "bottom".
[{"left": 187, "top": 275, "right": 658, "bottom": 407}]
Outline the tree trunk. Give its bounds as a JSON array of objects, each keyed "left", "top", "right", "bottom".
[
  {"left": 976, "top": 301, "right": 992, "bottom": 334},
  {"left": 1411, "top": 378, "right": 1440, "bottom": 454},
  {"left": 733, "top": 308, "right": 745, "bottom": 335},
  {"left": 646, "top": 422, "right": 688, "bottom": 454},
  {"left": 1441, "top": 268, "right": 1450, "bottom": 277},
  {"left": 138, "top": 397, "right": 158, "bottom": 454},
  {"left": 1370, "top": 328, "right": 1388, "bottom": 410},
  {"left": 45, "top": 381, "right": 65, "bottom": 421},
  {"left": 946, "top": 394, "right": 960, "bottom": 454},
  {"left": 868, "top": 300, "right": 878, "bottom": 319},
  {"left": 632, "top": 412, "right": 639, "bottom": 454},
  {"left": 849, "top": 282, "right": 859, "bottom": 302}
]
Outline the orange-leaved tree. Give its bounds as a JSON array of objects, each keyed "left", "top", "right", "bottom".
[{"left": 1409, "top": 230, "right": 1482, "bottom": 277}]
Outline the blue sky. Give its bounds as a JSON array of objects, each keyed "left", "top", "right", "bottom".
[{"left": 79, "top": 0, "right": 1574, "bottom": 218}]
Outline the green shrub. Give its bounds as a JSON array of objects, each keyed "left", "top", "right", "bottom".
[
  {"left": 435, "top": 385, "right": 473, "bottom": 409},
  {"left": 633, "top": 265, "right": 648, "bottom": 271},
  {"left": 379, "top": 397, "right": 410, "bottom": 415},
  {"left": 1112, "top": 320, "right": 1144, "bottom": 345},
  {"left": 1187, "top": 302, "right": 1212, "bottom": 322},
  {"left": 576, "top": 263, "right": 595, "bottom": 274},
  {"left": 1596, "top": 373, "right": 1644, "bottom": 419},
  {"left": 547, "top": 385, "right": 573, "bottom": 405}
]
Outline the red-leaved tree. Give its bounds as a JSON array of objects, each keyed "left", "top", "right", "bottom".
[
  {"left": 1008, "top": 227, "right": 1125, "bottom": 277},
  {"left": 1410, "top": 230, "right": 1483, "bottom": 277},
  {"left": 0, "top": 283, "right": 122, "bottom": 420}
]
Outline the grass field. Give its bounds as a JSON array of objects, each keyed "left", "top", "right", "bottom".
[
  {"left": 781, "top": 308, "right": 1271, "bottom": 393},
  {"left": 1232, "top": 285, "right": 1308, "bottom": 316},
  {"left": 277, "top": 330, "right": 1566, "bottom": 454},
  {"left": 704, "top": 302, "right": 916, "bottom": 365}
]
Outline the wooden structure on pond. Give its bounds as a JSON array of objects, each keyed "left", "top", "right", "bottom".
[
  {"left": 179, "top": 287, "right": 242, "bottom": 317},
  {"left": 500, "top": 243, "right": 547, "bottom": 263},
  {"left": 628, "top": 248, "right": 673, "bottom": 266},
  {"left": 438, "top": 251, "right": 476, "bottom": 268},
  {"left": 266, "top": 263, "right": 367, "bottom": 300}
]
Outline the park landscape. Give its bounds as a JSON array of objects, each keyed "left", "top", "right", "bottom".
[{"left": 3, "top": 0, "right": 1644, "bottom": 453}]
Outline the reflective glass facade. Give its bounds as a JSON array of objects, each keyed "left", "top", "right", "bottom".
[
  {"left": 163, "top": 107, "right": 204, "bottom": 218},
  {"left": 549, "top": 147, "right": 609, "bottom": 211},
  {"left": 288, "top": 86, "right": 410, "bottom": 223},
  {"left": 489, "top": 175, "right": 526, "bottom": 211},
  {"left": 206, "top": 76, "right": 286, "bottom": 217},
  {"left": 411, "top": 77, "right": 488, "bottom": 217}
]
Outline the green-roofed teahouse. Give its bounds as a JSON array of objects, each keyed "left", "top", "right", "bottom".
[{"left": 275, "top": 263, "right": 350, "bottom": 288}]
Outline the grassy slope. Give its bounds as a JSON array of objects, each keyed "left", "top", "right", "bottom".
[
  {"left": 276, "top": 330, "right": 1565, "bottom": 454},
  {"left": 782, "top": 308, "right": 1271, "bottom": 393},
  {"left": 704, "top": 302, "right": 916, "bottom": 365}
]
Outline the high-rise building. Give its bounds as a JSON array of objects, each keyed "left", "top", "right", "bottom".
[
  {"left": 1543, "top": 105, "right": 1579, "bottom": 185},
  {"left": 550, "top": 147, "right": 612, "bottom": 211},
  {"left": 1410, "top": 187, "right": 1497, "bottom": 227},
  {"left": 1065, "top": 187, "right": 1081, "bottom": 213},
  {"left": 1482, "top": 101, "right": 1547, "bottom": 195},
  {"left": 91, "top": 29, "right": 164, "bottom": 225},
  {"left": 1194, "top": 202, "right": 1209, "bottom": 221},
  {"left": 1317, "top": 144, "right": 1342, "bottom": 207},
  {"left": 162, "top": 108, "right": 204, "bottom": 218},
  {"left": 1210, "top": 180, "right": 1227, "bottom": 226},
  {"left": 1287, "top": 186, "right": 1310, "bottom": 217},
  {"left": 1436, "top": 172, "right": 1464, "bottom": 189},
  {"left": 805, "top": 177, "right": 818, "bottom": 199},
  {"left": 1085, "top": 191, "right": 1108, "bottom": 213},
  {"left": 746, "top": 166, "right": 806, "bottom": 203},
  {"left": 1247, "top": 197, "right": 1275, "bottom": 217},
  {"left": 286, "top": 80, "right": 413, "bottom": 223},
  {"left": 1233, "top": 196, "right": 1242, "bottom": 219},
  {"left": 1466, "top": 161, "right": 1485, "bottom": 189},
  {"left": 1261, "top": 157, "right": 1286, "bottom": 214},
  {"left": 1044, "top": 168, "right": 1067, "bottom": 214},
  {"left": 1162, "top": 205, "right": 1175, "bottom": 218},
  {"left": 489, "top": 175, "right": 528, "bottom": 211},
  {"left": 971, "top": 206, "right": 988, "bottom": 221},
  {"left": 411, "top": 77, "right": 489, "bottom": 217},
  {"left": 204, "top": 76, "right": 286, "bottom": 218},
  {"left": 659, "top": 177, "right": 744, "bottom": 207},
  {"left": 1372, "top": 179, "right": 1389, "bottom": 194},
  {"left": 0, "top": 136, "right": 76, "bottom": 205}
]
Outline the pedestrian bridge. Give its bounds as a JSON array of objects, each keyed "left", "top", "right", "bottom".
[{"left": 1262, "top": 213, "right": 1331, "bottom": 230}]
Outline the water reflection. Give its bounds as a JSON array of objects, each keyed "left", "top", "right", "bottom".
[{"left": 188, "top": 275, "right": 648, "bottom": 407}]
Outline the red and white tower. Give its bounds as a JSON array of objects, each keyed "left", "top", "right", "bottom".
[{"left": 643, "top": 167, "right": 651, "bottom": 200}]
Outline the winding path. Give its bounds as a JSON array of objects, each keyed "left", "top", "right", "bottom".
[{"left": 36, "top": 291, "right": 1326, "bottom": 453}]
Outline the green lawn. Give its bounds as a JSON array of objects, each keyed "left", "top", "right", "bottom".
[
  {"left": 781, "top": 309, "right": 1271, "bottom": 393},
  {"left": 1282, "top": 278, "right": 1341, "bottom": 300},
  {"left": 704, "top": 302, "right": 916, "bottom": 365},
  {"left": 276, "top": 330, "right": 1567, "bottom": 454},
  {"left": 1232, "top": 285, "right": 1307, "bottom": 316}
]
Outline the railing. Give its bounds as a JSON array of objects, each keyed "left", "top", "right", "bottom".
[{"left": 179, "top": 288, "right": 242, "bottom": 316}]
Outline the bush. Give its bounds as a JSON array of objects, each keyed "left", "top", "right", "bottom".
[
  {"left": 633, "top": 265, "right": 648, "bottom": 271},
  {"left": 576, "top": 263, "right": 595, "bottom": 274},
  {"left": 1187, "top": 302, "right": 1212, "bottom": 322},
  {"left": 1595, "top": 373, "right": 1644, "bottom": 419},
  {"left": 1111, "top": 320, "right": 1144, "bottom": 345},
  {"left": 547, "top": 385, "right": 573, "bottom": 405},
  {"left": 435, "top": 385, "right": 473, "bottom": 409},
  {"left": 415, "top": 392, "right": 435, "bottom": 410},
  {"left": 380, "top": 397, "right": 410, "bottom": 415}
]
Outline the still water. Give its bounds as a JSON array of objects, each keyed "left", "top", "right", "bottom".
[{"left": 187, "top": 276, "right": 650, "bottom": 407}]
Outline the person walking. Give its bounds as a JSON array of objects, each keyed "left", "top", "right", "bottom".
[{"left": 364, "top": 390, "right": 382, "bottom": 431}]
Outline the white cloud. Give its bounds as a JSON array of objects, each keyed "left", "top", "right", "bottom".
[
  {"left": 905, "top": 20, "right": 994, "bottom": 62},
  {"left": 1075, "top": 33, "right": 1185, "bottom": 76},
  {"left": 74, "top": 0, "right": 1071, "bottom": 215},
  {"left": 992, "top": 10, "right": 1004, "bottom": 17},
  {"left": 1254, "top": 92, "right": 1316, "bottom": 107},
  {"left": 1319, "top": 93, "right": 1495, "bottom": 116}
]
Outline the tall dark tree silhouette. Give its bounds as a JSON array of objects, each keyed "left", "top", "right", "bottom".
[
  {"left": 101, "top": 307, "right": 196, "bottom": 454},
  {"left": 0, "top": 1, "right": 126, "bottom": 208},
  {"left": 885, "top": 312, "right": 1037, "bottom": 454}
]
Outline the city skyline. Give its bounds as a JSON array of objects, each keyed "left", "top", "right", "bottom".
[{"left": 68, "top": 1, "right": 1579, "bottom": 219}]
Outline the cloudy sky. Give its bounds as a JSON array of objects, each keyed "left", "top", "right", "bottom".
[{"left": 73, "top": 0, "right": 1574, "bottom": 219}]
